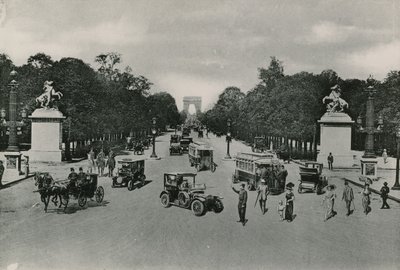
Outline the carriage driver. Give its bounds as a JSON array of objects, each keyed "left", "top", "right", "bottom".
[
  {"left": 68, "top": 168, "right": 78, "bottom": 190},
  {"left": 77, "top": 167, "right": 87, "bottom": 186}
]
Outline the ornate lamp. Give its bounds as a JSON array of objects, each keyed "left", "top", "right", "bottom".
[
  {"left": 150, "top": 117, "right": 158, "bottom": 159},
  {"left": 392, "top": 126, "right": 400, "bottom": 190},
  {"left": 224, "top": 118, "right": 232, "bottom": 160}
]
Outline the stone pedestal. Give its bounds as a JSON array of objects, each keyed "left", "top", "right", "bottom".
[
  {"left": 360, "top": 158, "right": 378, "bottom": 183},
  {"left": 3, "top": 152, "right": 23, "bottom": 178},
  {"left": 317, "top": 112, "right": 354, "bottom": 168},
  {"left": 28, "top": 108, "right": 65, "bottom": 162}
]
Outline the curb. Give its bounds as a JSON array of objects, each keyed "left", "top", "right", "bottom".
[
  {"left": 0, "top": 173, "right": 35, "bottom": 190},
  {"left": 342, "top": 177, "right": 400, "bottom": 204}
]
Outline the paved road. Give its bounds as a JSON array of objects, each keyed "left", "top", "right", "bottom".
[{"left": 0, "top": 132, "right": 399, "bottom": 270}]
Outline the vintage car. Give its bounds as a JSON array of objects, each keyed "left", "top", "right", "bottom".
[
  {"left": 133, "top": 142, "right": 144, "bottom": 155},
  {"left": 112, "top": 158, "right": 146, "bottom": 190},
  {"left": 251, "top": 137, "right": 267, "bottom": 153},
  {"left": 188, "top": 141, "right": 216, "bottom": 172},
  {"left": 232, "top": 152, "right": 282, "bottom": 192},
  {"left": 159, "top": 172, "right": 224, "bottom": 216},
  {"left": 298, "top": 162, "right": 327, "bottom": 194},
  {"left": 182, "top": 127, "right": 191, "bottom": 137},
  {"left": 170, "top": 134, "right": 182, "bottom": 155},
  {"left": 180, "top": 136, "right": 193, "bottom": 153}
]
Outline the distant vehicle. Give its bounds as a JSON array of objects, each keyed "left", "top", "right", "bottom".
[
  {"left": 232, "top": 152, "right": 282, "bottom": 192},
  {"left": 182, "top": 127, "right": 191, "bottom": 137},
  {"left": 133, "top": 143, "right": 144, "bottom": 155},
  {"left": 159, "top": 172, "right": 224, "bottom": 216},
  {"left": 112, "top": 158, "right": 146, "bottom": 190},
  {"left": 198, "top": 130, "right": 204, "bottom": 138},
  {"left": 188, "top": 141, "right": 217, "bottom": 172},
  {"left": 251, "top": 137, "right": 267, "bottom": 153},
  {"left": 298, "top": 162, "right": 327, "bottom": 194},
  {"left": 180, "top": 137, "right": 193, "bottom": 153},
  {"left": 170, "top": 134, "right": 182, "bottom": 155}
]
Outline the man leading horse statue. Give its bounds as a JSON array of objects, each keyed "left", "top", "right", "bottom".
[{"left": 322, "top": 84, "right": 348, "bottom": 113}]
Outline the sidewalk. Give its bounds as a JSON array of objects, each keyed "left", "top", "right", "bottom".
[{"left": 292, "top": 159, "right": 400, "bottom": 203}]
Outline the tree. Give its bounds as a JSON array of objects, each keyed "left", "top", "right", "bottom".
[{"left": 258, "top": 56, "right": 284, "bottom": 89}]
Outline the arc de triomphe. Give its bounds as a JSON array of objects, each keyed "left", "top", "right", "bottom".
[{"left": 183, "top": 96, "right": 202, "bottom": 114}]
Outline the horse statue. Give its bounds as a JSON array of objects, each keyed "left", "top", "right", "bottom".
[
  {"left": 322, "top": 84, "right": 348, "bottom": 113},
  {"left": 35, "top": 81, "right": 63, "bottom": 109},
  {"left": 34, "top": 172, "right": 68, "bottom": 212}
]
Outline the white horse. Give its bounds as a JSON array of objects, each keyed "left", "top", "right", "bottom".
[
  {"left": 36, "top": 81, "right": 63, "bottom": 108},
  {"left": 322, "top": 85, "right": 348, "bottom": 113}
]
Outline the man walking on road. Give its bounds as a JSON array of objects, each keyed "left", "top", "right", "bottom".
[
  {"left": 328, "top": 153, "right": 334, "bottom": 170},
  {"left": 342, "top": 181, "right": 354, "bottom": 216},
  {"left": 256, "top": 179, "right": 270, "bottom": 214},
  {"left": 380, "top": 182, "right": 390, "bottom": 209},
  {"left": 232, "top": 183, "right": 248, "bottom": 226}
]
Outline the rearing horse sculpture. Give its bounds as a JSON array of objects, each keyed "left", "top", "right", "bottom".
[
  {"left": 35, "top": 81, "right": 63, "bottom": 108},
  {"left": 322, "top": 84, "right": 348, "bottom": 113}
]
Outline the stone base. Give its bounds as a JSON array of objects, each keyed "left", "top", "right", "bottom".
[
  {"left": 2, "top": 152, "right": 23, "bottom": 176},
  {"left": 360, "top": 158, "right": 378, "bottom": 182},
  {"left": 317, "top": 153, "right": 356, "bottom": 169},
  {"left": 148, "top": 156, "right": 161, "bottom": 160},
  {"left": 28, "top": 150, "right": 62, "bottom": 163}
]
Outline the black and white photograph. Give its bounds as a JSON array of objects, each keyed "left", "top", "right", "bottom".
[{"left": 0, "top": 1, "right": 399, "bottom": 269}]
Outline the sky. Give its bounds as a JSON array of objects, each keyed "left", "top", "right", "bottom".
[{"left": 0, "top": 0, "right": 399, "bottom": 110}]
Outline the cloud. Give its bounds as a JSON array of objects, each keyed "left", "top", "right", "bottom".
[
  {"left": 299, "top": 21, "right": 357, "bottom": 44},
  {"left": 341, "top": 40, "right": 400, "bottom": 79}
]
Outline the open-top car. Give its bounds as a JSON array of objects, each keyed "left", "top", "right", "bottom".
[
  {"left": 170, "top": 134, "right": 182, "bottom": 155},
  {"left": 298, "top": 162, "right": 327, "bottom": 194},
  {"left": 159, "top": 173, "right": 224, "bottom": 216},
  {"left": 251, "top": 137, "right": 267, "bottom": 153},
  {"left": 112, "top": 158, "right": 146, "bottom": 190}
]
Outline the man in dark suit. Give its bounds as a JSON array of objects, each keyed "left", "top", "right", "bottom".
[
  {"left": 380, "top": 182, "right": 390, "bottom": 209},
  {"left": 232, "top": 183, "right": 248, "bottom": 226}
]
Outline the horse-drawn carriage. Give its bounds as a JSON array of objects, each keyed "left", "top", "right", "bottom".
[
  {"left": 34, "top": 172, "right": 104, "bottom": 212},
  {"left": 298, "top": 162, "right": 327, "bottom": 194}
]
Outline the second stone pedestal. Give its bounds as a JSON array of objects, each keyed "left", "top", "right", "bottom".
[{"left": 317, "top": 112, "right": 354, "bottom": 168}]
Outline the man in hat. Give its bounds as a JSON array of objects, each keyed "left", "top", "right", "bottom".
[
  {"left": 342, "top": 181, "right": 354, "bottom": 216},
  {"left": 231, "top": 183, "right": 248, "bottom": 226},
  {"left": 256, "top": 179, "right": 270, "bottom": 214},
  {"left": 380, "top": 182, "right": 390, "bottom": 209},
  {"left": 327, "top": 153, "right": 334, "bottom": 170},
  {"left": 0, "top": 160, "right": 4, "bottom": 187}
]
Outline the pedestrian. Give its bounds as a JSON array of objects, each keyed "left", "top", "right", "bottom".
[
  {"left": 362, "top": 183, "right": 372, "bottom": 215},
  {"left": 284, "top": 182, "right": 295, "bottom": 222},
  {"left": 231, "top": 183, "right": 248, "bottom": 226},
  {"left": 0, "top": 160, "right": 4, "bottom": 187},
  {"left": 342, "top": 181, "right": 354, "bottom": 216},
  {"left": 88, "top": 148, "right": 95, "bottom": 173},
  {"left": 327, "top": 153, "right": 334, "bottom": 170},
  {"left": 278, "top": 165, "right": 288, "bottom": 190},
  {"left": 380, "top": 182, "right": 390, "bottom": 209},
  {"left": 382, "top": 149, "right": 388, "bottom": 164},
  {"left": 256, "top": 179, "right": 270, "bottom": 214},
  {"left": 107, "top": 149, "right": 116, "bottom": 177},
  {"left": 322, "top": 184, "right": 337, "bottom": 221},
  {"left": 277, "top": 200, "right": 285, "bottom": 221},
  {"left": 96, "top": 149, "right": 106, "bottom": 176}
]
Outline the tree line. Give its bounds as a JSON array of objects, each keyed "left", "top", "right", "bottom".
[
  {"left": 199, "top": 57, "right": 400, "bottom": 157},
  {"left": 0, "top": 52, "right": 182, "bottom": 158}
]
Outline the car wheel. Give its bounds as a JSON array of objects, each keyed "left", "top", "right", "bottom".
[
  {"left": 160, "top": 193, "right": 170, "bottom": 208},
  {"left": 95, "top": 186, "right": 104, "bottom": 203},
  {"left": 191, "top": 200, "right": 205, "bottom": 216},
  {"left": 128, "top": 180, "right": 134, "bottom": 191},
  {"left": 213, "top": 199, "right": 224, "bottom": 213}
]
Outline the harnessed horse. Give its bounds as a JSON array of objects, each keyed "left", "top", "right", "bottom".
[{"left": 34, "top": 172, "right": 68, "bottom": 212}]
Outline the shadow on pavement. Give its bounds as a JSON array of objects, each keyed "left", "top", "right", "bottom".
[{"left": 52, "top": 200, "right": 110, "bottom": 214}]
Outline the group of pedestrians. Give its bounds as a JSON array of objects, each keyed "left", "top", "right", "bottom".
[{"left": 87, "top": 148, "right": 116, "bottom": 177}]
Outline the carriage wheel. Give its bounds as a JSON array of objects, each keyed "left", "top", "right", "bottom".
[
  {"left": 95, "top": 186, "right": 104, "bottom": 203},
  {"left": 78, "top": 194, "right": 87, "bottom": 207},
  {"left": 128, "top": 180, "right": 134, "bottom": 191},
  {"left": 160, "top": 193, "right": 170, "bottom": 208},
  {"left": 191, "top": 200, "right": 205, "bottom": 216}
]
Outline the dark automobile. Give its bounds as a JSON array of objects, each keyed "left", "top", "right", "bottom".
[
  {"left": 170, "top": 134, "right": 182, "bottom": 155},
  {"left": 112, "top": 158, "right": 146, "bottom": 190},
  {"left": 159, "top": 172, "right": 224, "bottom": 216},
  {"left": 182, "top": 127, "right": 191, "bottom": 137},
  {"left": 180, "top": 137, "right": 193, "bottom": 153}
]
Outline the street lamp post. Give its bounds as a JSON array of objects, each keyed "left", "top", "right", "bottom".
[
  {"left": 224, "top": 118, "right": 232, "bottom": 160},
  {"left": 150, "top": 117, "right": 158, "bottom": 159},
  {"left": 392, "top": 126, "right": 400, "bottom": 190}
]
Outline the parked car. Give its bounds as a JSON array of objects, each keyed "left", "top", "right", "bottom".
[
  {"left": 159, "top": 172, "right": 224, "bottom": 216},
  {"left": 112, "top": 158, "right": 146, "bottom": 190},
  {"left": 298, "top": 162, "right": 327, "bottom": 194},
  {"left": 170, "top": 134, "right": 182, "bottom": 155},
  {"left": 180, "top": 137, "right": 193, "bottom": 153}
]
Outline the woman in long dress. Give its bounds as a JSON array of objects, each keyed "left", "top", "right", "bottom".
[
  {"left": 362, "top": 183, "right": 371, "bottom": 215},
  {"left": 322, "top": 185, "right": 337, "bottom": 221},
  {"left": 107, "top": 150, "right": 116, "bottom": 177},
  {"left": 284, "top": 183, "right": 295, "bottom": 222},
  {"left": 87, "top": 148, "right": 95, "bottom": 173},
  {"left": 96, "top": 149, "right": 106, "bottom": 176}
]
